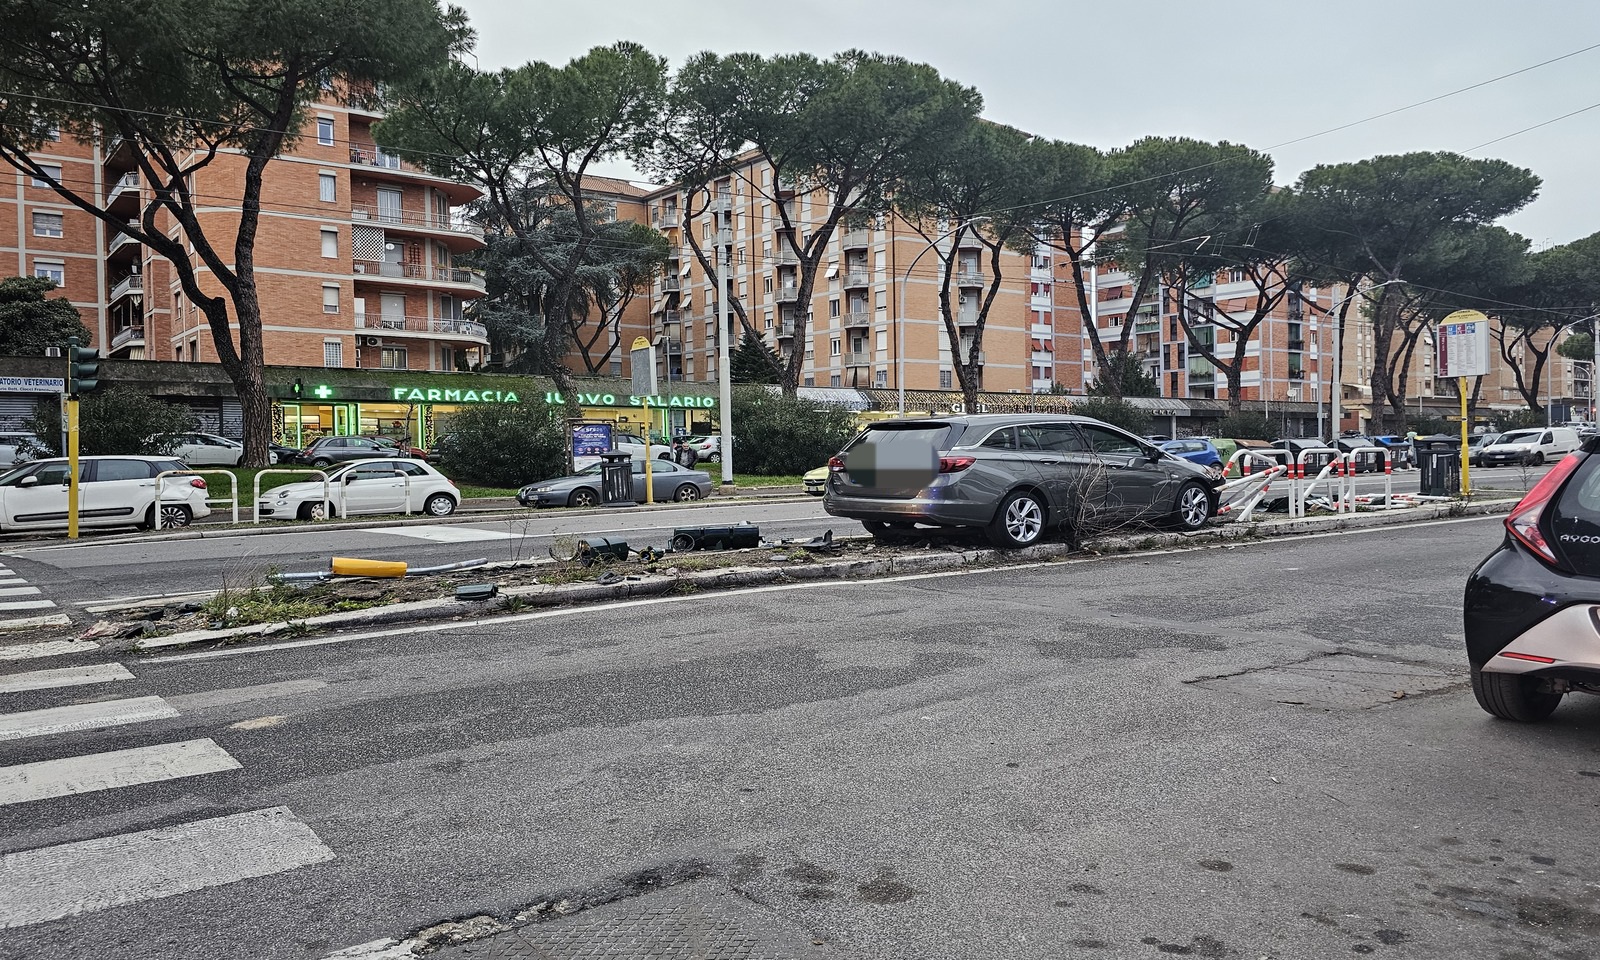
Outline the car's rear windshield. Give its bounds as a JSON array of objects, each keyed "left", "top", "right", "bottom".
[
  {"left": 1551, "top": 454, "right": 1600, "bottom": 574},
  {"left": 851, "top": 422, "right": 957, "bottom": 452}
]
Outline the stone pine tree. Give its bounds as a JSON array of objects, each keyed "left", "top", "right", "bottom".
[
  {"left": 1290, "top": 152, "right": 1540, "bottom": 432},
  {"left": 730, "top": 329, "right": 783, "bottom": 384},
  {"left": 0, "top": 276, "right": 91, "bottom": 356},
  {"left": 378, "top": 42, "right": 668, "bottom": 414},
  {"left": 0, "top": 0, "right": 469, "bottom": 465}
]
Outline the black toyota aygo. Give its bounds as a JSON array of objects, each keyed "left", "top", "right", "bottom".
[{"left": 1465, "top": 435, "right": 1600, "bottom": 721}]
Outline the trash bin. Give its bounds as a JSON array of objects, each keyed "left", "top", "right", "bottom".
[
  {"left": 600, "top": 452, "right": 635, "bottom": 506},
  {"left": 1414, "top": 436, "right": 1461, "bottom": 496}
]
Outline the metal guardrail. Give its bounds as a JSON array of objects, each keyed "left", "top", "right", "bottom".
[
  {"left": 253, "top": 469, "right": 330, "bottom": 524},
  {"left": 155, "top": 469, "right": 238, "bottom": 526}
]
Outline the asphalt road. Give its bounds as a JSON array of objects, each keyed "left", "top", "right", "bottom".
[
  {"left": 5, "top": 512, "right": 1599, "bottom": 960},
  {"left": 0, "top": 464, "right": 1547, "bottom": 611}
]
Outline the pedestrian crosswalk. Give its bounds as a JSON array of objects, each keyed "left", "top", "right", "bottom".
[
  {"left": 0, "top": 560, "right": 68, "bottom": 631},
  {"left": 0, "top": 643, "right": 334, "bottom": 930}
]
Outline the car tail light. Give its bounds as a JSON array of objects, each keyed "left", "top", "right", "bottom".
[
  {"left": 939, "top": 456, "right": 976, "bottom": 473},
  {"left": 1505, "top": 453, "right": 1582, "bottom": 566},
  {"left": 828, "top": 456, "right": 845, "bottom": 472},
  {"left": 189, "top": 478, "right": 207, "bottom": 490}
]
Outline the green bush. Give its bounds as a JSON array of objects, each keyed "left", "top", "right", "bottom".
[
  {"left": 731, "top": 389, "right": 859, "bottom": 475},
  {"left": 1070, "top": 396, "right": 1151, "bottom": 436},
  {"left": 20, "top": 386, "right": 198, "bottom": 459},
  {"left": 1215, "top": 411, "right": 1275, "bottom": 441},
  {"left": 434, "top": 401, "right": 567, "bottom": 487}
]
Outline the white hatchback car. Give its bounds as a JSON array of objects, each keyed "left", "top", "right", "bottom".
[
  {"left": 255, "top": 458, "right": 458, "bottom": 521},
  {"left": 0, "top": 456, "right": 212, "bottom": 532}
]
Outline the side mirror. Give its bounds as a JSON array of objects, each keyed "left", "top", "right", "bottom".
[{"left": 18, "top": 475, "right": 37, "bottom": 488}]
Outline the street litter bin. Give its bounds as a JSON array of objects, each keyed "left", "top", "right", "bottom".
[
  {"left": 1414, "top": 436, "right": 1461, "bottom": 497},
  {"left": 600, "top": 453, "right": 635, "bottom": 505}
]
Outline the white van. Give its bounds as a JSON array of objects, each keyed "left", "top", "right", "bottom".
[{"left": 1478, "top": 427, "right": 1580, "bottom": 467}]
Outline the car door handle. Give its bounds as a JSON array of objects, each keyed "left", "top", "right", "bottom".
[{"left": 1038, "top": 458, "right": 1062, "bottom": 465}]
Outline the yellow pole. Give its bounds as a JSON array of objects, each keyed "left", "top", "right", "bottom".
[
  {"left": 643, "top": 416, "right": 655, "bottom": 505},
  {"left": 66, "top": 397, "right": 81, "bottom": 539},
  {"left": 1459, "top": 376, "right": 1470, "bottom": 497}
]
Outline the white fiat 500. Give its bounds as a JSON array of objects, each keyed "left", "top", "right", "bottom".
[{"left": 256, "top": 458, "right": 458, "bottom": 521}]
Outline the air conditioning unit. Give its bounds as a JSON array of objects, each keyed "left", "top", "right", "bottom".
[{"left": 361, "top": 336, "right": 383, "bottom": 347}]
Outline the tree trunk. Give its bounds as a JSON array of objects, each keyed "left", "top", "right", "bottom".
[{"left": 1368, "top": 292, "right": 1397, "bottom": 435}]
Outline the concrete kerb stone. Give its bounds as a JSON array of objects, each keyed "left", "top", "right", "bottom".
[{"left": 131, "top": 498, "right": 1518, "bottom": 654}]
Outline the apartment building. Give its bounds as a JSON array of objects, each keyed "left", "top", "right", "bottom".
[
  {"left": 641, "top": 159, "right": 1070, "bottom": 398},
  {"left": 549, "top": 175, "right": 658, "bottom": 380},
  {"left": 2, "top": 97, "right": 489, "bottom": 378}
]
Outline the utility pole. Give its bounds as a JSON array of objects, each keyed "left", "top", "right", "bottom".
[{"left": 717, "top": 236, "right": 734, "bottom": 489}]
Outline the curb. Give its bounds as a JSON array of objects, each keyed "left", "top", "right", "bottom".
[
  {"left": 2, "top": 493, "right": 817, "bottom": 551},
  {"left": 131, "top": 498, "right": 1516, "bottom": 654}
]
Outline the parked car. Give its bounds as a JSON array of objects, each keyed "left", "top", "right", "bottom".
[
  {"left": 153, "top": 432, "right": 245, "bottom": 467},
  {"left": 1158, "top": 439, "right": 1224, "bottom": 478},
  {"left": 268, "top": 442, "right": 302, "bottom": 464},
  {"left": 1467, "top": 432, "right": 1502, "bottom": 467},
  {"left": 822, "top": 414, "right": 1221, "bottom": 548},
  {"left": 366, "top": 436, "right": 429, "bottom": 461},
  {"left": 0, "top": 456, "right": 210, "bottom": 532},
  {"left": 1464, "top": 434, "right": 1600, "bottom": 721},
  {"left": 293, "top": 435, "right": 396, "bottom": 468},
  {"left": 802, "top": 465, "right": 829, "bottom": 496},
  {"left": 1477, "top": 427, "right": 1581, "bottom": 467},
  {"left": 517, "top": 458, "right": 712, "bottom": 508},
  {"left": 0, "top": 432, "right": 40, "bottom": 467},
  {"left": 680, "top": 434, "right": 723, "bottom": 463},
  {"left": 610, "top": 431, "right": 675, "bottom": 461},
  {"left": 255, "top": 458, "right": 457, "bottom": 520}
]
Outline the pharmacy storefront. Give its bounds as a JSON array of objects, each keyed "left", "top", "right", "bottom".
[{"left": 271, "top": 378, "right": 719, "bottom": 448}]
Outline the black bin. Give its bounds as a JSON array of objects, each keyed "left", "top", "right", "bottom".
[
  {"left": 600, "top": 452, "right": 635, "bottom": 506},
  {"left": 1414, "top": 436, "right": 1461, "bottom": 497}
]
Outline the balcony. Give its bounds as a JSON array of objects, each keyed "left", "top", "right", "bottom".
[
  {"left": 955, "top": 233, "right": 984, "bottom": 250},
  {"left": 1288, "top": 369, "right": 1306, "bottom": 380},
  {"left": 655, "top": 211, "right": 680, "bottom": 229},
  {"left": 843, "top": 270, "right": 870, "bottom": 288},
  {"left": 774, "top": 249, "right": 799, "bottom": 266},
  {"left": 708, "top": 195, "right": 732, "bottom": 214},
  {"left": 715, "top": 228, "right": 733, "bottom": 246},
  {"left": 109, "top": 273, "right": 143, "bottom": 303},
  {"left": 775, "top": 284, "right": 800, "bottom": 303},
  {"left": 352, "top": 261, "right": 487, "bottom": 291},
  {"left": 842, "top": 229, "right": 869, "bottom": 249},
  {"left": 351, "top": 203, "right": 485, "bottom": 242},
  {"left": 349, "top": 146, "right": 403, "bottom": 170},
  {"left": 1187, "top": 368, "right": 1215, "bottom": 384},
  {"left": 775, "top": 174, "right": 799, "bottom": 196},
  {"left": 842, "top": 310, "right": 871, "bottom": 329},
  {"left": 107, "top": 222, "right": 141, "bottom": 259},
  {"left": 662, "top": 309, "right": 681, "bottom": 325},
  {"left": 368, "top": 315, "right": 490, "bottom": 343},
  {"left": 843, "top": 351, "right": 871, "bottom": 367},
  {"left": 955, "top": 270, "right": 984, "bottom": 288},
  {"left": 660, "top": 275, "right": 681, "bottom": 294},
  {"left": 106, "top": 172, "right": 139, "bottom": 208},
  {"left": 1286, "top": 339, "right": 1306, "bottom": 352},
  {"left": 110, "top": 325, "right": 145, "bottom": 351},
  {"left": 775, "top": 322, "right": 796, "bottom": 339}
]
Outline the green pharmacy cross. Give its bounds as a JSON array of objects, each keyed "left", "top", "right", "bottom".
[{"left": 313, "top": 385, "right": 334, "bottom": 399}]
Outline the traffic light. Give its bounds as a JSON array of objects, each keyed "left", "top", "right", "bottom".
[{"left": 66, "top": 337, "right": 101, "bottom": 396}]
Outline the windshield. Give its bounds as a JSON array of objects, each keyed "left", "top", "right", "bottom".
[
  {"left": 1495, "top": 431, "right": 1540, "bottom": 445},
  {"left": 0, "top": 464, "right": 35, "bottom": 486},
  {"left": 576, "top": 464, "right": 603, "bottom": 475}
]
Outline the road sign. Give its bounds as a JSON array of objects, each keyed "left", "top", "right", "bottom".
[
  {"left": 630, "top": 336, "right": 657, "bottom": 398},
  {"left": 1437, "top": 310, "right": 1491, "bottom": 378}
]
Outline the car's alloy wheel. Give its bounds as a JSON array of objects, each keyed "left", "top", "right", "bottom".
[
  {"left": 302, "top": 501, "right": 333, "bottom": 521},
  {"left": 674, "top": 483, "right": 700, "bottom": 502},
  {"left": 569, "top": 488, "right": 599, "bottom": 508},
  {"left": 707, "top": 452, "right": 721, "bottom": 463},
  {"left": 987, "top": 491, "right": 1045, "bottom": 548},
  {"left": 158, "top": 504, "right": 192, "bottom": 529},
  {"left": 1471, "top": 667, "right": 1563, "bottom": 721},
  {"left": 312, "top": 458, "right": 332, "bottom": 469},
  {"left": 1174, "top": 482, "right": 1212, "bottom": 531},
  {"left": 424, "top": 493, "right": 456, "bottom": 517}
]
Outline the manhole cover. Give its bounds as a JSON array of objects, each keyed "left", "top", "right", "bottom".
[
  {"left": 435, "top": 883, "right": 829, "bottom": 959},
  {"left": 1189, "top": 653, "right": 1463, "bottom": 709}
]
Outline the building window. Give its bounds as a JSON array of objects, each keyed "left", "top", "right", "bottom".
[
  {"left": 31, "top": 164, "right": 61, "bottom": 188},
  {"left": 830, "top": 375, "right": 841, "bottom": 387},
  {"left": 316, "top": 118, "right": 335, "bottom": 146},
  {"left": 322, "top": 284, "right": 340, "bottom": 314},
  {"left": 763, "top": 276, "right": 773, "bottom": 294},
  {"left": 33, "top": 260, "right": 65, "bottom": 286},
  {"left": 829, "top": 299, "right": 840, "bottom": 318},
  {"left": 189, "top": 338, "right": 200, "bottom": 361},
  {"left": 319, "top": 173, "right": 337, "bottom": 203},
  {"left": 321, "top": 228, "right": 338, "bottom": 259},
  {"left": 380, "top": 347, "right": 408, "bottom": 370},
  {"left": 323, "top": 340, "right": 344, "bottom": 368},
  {"left": 32, "top": 212, "right": 63, "bottom": 238},
  {"left": 939, "top": 370, "right": 953, "bottom": 389},
  {"left": 174, "top": 343, "right": 184, "bottom": 363},
  {"left": 875, "top": 369, "right": 887, "bottom": 387},
  {"left": 830, "top": 337, "right": 841, "bottom": 357}
]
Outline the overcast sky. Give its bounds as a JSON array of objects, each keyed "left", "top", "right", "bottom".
[{"left": 456, "top": 0, "right": 1600, "bottom": 247}]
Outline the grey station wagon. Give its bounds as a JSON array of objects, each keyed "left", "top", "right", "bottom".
[{"left": 822, "top": 414, "right": 1221, "bottom": 548}]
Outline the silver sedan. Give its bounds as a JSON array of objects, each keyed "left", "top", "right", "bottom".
[{"left": 517, "top": 459, "right": 713, "bottom": 508}]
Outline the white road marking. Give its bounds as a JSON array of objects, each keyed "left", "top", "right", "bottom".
[
  {"left": 319, "top": 939, "right": 422, "bottom": 960},
  {"left": 0, "top": 663, "right": 133, "bottom": 695},
  {"left": 0, "top": 638, "right": 96, "bottom": 660},
  {"left": 0, "top": 600, "right": 55, "bottom": 612},
  {"left": 0, "top": 806, "right": 334, "bottom": 928},
  {"left": 353, "top": 524, "right": 516, "bottom": 543},
  {"left": 0, "top": 696, "right": 178, "bottom": 742},
  {"left": 0, "top": 579, "right": 26, "bottom": 587},
  {"left": 0, "top": 587, "right": 41, "bottom": 598},
  {"left": 153, "top": 513, "right": 1508, "bottom": 665},
  {"left": 0, "top": 739, "right": 240, "bottom": 806}
]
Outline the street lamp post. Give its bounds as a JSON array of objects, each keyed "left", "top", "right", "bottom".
[
  {"left": 1545, "top": 313, "right": 1600, "bottom": 427},
  {"left": 1323, "top": 279, "right": 1401, "bottom": 438},
  {"left": 897, "top": 217, "right": 989, "bottom": 414}
]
